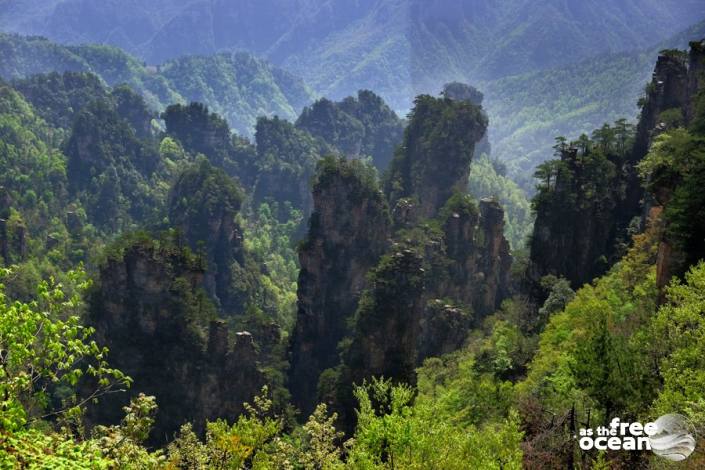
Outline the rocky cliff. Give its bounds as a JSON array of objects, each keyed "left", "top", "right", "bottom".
[
  {"left": 440, "top": 196, "right": 512, "bottom": 317},
  {"left": 345, "top": 249, "right": 426, "bottom": 388},
  {"left": 643, "top": 42, "right": 705, "bottom": 294},
  {"left": 527, "top": 144, "right": 624, "bottom": 291},
  {"left": 290, "top": 92, "right": 511, "bottom": 429},
  {"left": 253, "top": 116, "right": 321, "bottom": 220},
  {"left": 167, "top": 157, "right": 250, "bottom": 314},
  {"left": 296, "top": 90, "right": 405, "bottom": 170},
  {"left": 87, "top": 233, "right": 265, "bottom": 443},
  {"left": 384, "top": 94, "right": 488, "bottom": 220},
  {"left": 527, "top": 40, "right": 705, "bottom": 300},
  {"left": 289, "top": 156, "right": 391, "bottom": 416}
]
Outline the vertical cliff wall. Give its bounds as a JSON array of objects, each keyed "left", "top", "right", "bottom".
[
  {"left": 288, "top": 157, "right": 391, "bottom": 415},
  {"left": 87, "top": 234, "right": 264, "bottom": 443}
]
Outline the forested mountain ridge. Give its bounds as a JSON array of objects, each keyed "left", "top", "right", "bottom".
[
  {"left": 527, "top": 39, "right": 705, "bottom": 296},
  {"left": 0, "top": 33, "right": 315, "bottom": 137},
  {"left": 3, "top": 3, "right": 705, "bottom": 464},
  {"left": 3, "top": 0, "right": 704, "bottom": 105},
  {"left": 4, "top": 18, "right": 705, "bottom": 185}
]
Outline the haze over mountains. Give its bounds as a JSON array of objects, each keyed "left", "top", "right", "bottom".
[
  {"left": 4, "top": 2, "right": 705, "bottom": 466},
  {"left": 2, "top": 0, "right": 705, "bottom": 178},
  {"left": 4, "top": 1, "right": 705, "bottom": 104},
  {"left": 0, "top": 33, "right": 315, "bottom": 137}
]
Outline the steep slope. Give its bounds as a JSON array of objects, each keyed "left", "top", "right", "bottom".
[
  {"left": 526, "top": 39, "right": 705, "bottom": 297},
  {"left": 289, "top": 156, "right": 391, "bottom": 416},
  {"left": 289, "top": 95, "right": 512, "bottom": 428},
  {"left": 88, "top": 232, "right": 265, "bottom": 443}
]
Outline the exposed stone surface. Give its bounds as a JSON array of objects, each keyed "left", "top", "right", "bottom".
[
  {"left": 442, "top": 197, "right": 512, "bottom": 317},
  {"left": 290, "top": 95, "right": 511, "bottom": 430},
  {"left": 527, "top": 41, "right": 705, "bottom": 301},
  {"left": 526, "top": 144, "right": 623, "bottom": 290},
  {"left": 633, "top": 51, "right": 690, "bottom": 159},
  {"left": 289, "top": 157, "right": 391, "bottom": 416},
  {"left": 418, "top": 299, "right": 472, "bottom": 360},
  {"left": 648, "top": 42, "right": 705, "bottom": 295},
  {"left": 87, "top": 236, "right": 264, "bottom": 443},
  {"left": 168, "top": 158, "right": 247, "bottom": 313},
  {"left": 385, "top": 94, "right": 488, "bottom": 219},
  {"left": 345, "top": 250, "right": 426, "bottom": 387}
]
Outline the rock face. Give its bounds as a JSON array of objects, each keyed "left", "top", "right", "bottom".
[
  {"left": 441, "top": 197, "right": 512, "bottom": 317},
  {"left": 289, "top": 157, "right": 391, "bottom": 416},
  {"left": 633, "top": 51, "right": 690, "bottom": 159},
  {"left": 646, "top": 42, "right": 705, "bottom": 294},
  {"left": 162, "top": 102, "right": 259, "bottom": 186},
  {"left": 527, "top": 41, "right": 705, "bottom": 299},
  {"left": 87, "top": 234, "right": 264, "bottom": 443},
  {"left": 168, "top": 158, "right": 248, "bottom": 313},
  {"left": 527, "top": 144, "right": 623, "bottom": 290},
  {"left": 253, "top": 116, "right": 320, "bottom": 220},
  {"left": 63, "top": 97, "right": 161, "bottom": 231},
  {"left": 345, "top": 250, "right": 426, "bottom": 388},
  {"left": 442, "top": 82, "right": 491, "bottom": 157},
  {"left": 385, "top": 94, "right": 488, "bottom": 219},
  {"left": 289, "top": 93, "right": 511, "bottom": 430}
]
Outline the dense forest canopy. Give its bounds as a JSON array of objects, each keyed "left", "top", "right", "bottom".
[{"left": 1, "top": 2, "right": 705, "bottom": 469}]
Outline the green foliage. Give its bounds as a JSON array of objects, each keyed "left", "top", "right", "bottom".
[
  {"left": 162, "top": 102, "right": 258, "bottom": 184},
  {"left": 63, "top": 94, "right": 165, "bottom": 232},
  {"left": 0, "top": 428, "right": 111, "bottom": 469},
  {"left": 0, "top": 393, "right": 165, "bottom": 468},
  {"left": 11, "top": 71, "right": 111, "bottom": 132},
  {"left": 469, "top": 154, "right": 533, "bottom": 250},
  {"left": 0, "top": 33, "right": 315, "bottom": 138},
  {"left": 384, "top": 94, "right": 487, "bottom": 216},
  {"left": 166, "top": 387, "right": 281, "bottom": 469},
  {"left": 168, "top": 157, "right": 244, "bottom": 242},
  {"left": 518, "top": 222, "right": 660, "bottom": 422},
  {"left": 92, "top": 394, "right": 165, "bottom": 468},
  {"left": 296, "top": 90, "right": 404, "bottom": 170},
  {"left": 0, "top": 267, "right": 129, "bottom": 432},
  {"left": 347, "top": 377, "right": 523, "bottom": 470},
  {"left": 243, "top": 202, "right": 302, "bottom": 332},
  {"left": 157, "top": 52, "right": 314, "bottom": 137},
  {"left": 253, "top": 116, "right": 321, "bottom": 215},
  {"left": 649, "top": 262, "right": 705, "bottom": 421},
  {"left": 639, "top": 128, "right": 705, "bottom": 268},
  {"left": 314, "top": 156, "right": 382, "bottom": 204},
  {"left": 0, "top": 83, "right": 68, "bottom": 238},
  {"left": 537, "top": 275, "right": 575, "bottom": 321},
  {"left": 482, "top": 21, "right": 705, "bottom": 185},
  {"left": 529, "top": 122, "right": 637, "bottom": 287}
]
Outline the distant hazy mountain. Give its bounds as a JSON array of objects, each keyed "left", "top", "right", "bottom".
[
  {"left": 2, "top": 0, "right": 704, "bottom": 111},
  {"left": 0, "top": 33, "right": 314, "bottom": 136},
  {"left": 482, "top": 19, "right": 705, "bottom": 186}
]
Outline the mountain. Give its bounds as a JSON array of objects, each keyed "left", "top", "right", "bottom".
[
  {"left": 483, "top": 19, "right": 705, "bottom": 186},
  {"left": 0, "top": 33, "right": 315, "bottom": 136},
  {"left": 2, "top": 0, "right": 704, "bottom": 111}
]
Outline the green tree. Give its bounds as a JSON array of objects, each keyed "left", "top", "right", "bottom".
[{"left": 0, "top": 267, "right": 129, "bottom": 432}]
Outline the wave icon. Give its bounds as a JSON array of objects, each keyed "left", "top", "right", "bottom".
[{"left": 649, "top": 414, "right": 696, "bottom": 461}]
